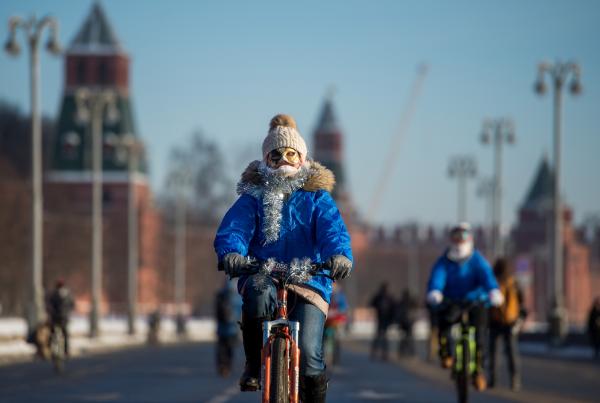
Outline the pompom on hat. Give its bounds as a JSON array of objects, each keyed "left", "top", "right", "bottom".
[{"left": 262, "top": 114, "right": 308, "bottom": 159}]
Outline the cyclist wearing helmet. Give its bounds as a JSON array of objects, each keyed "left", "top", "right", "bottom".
[
  {"left": 214, "top": 114, "right": 353, "bottom": 403},
  {"left": 426, "top": 223, "right": 503, "bottom": 391}
]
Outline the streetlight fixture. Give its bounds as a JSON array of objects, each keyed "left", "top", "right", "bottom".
[
  {"left": 480, "top": 118, "right": 515, "bottom": 259},
  {"left": 74, "top": 88, "right": 119, "bottom": 338},
  {"left": 534, "top": 61, "right": 582, "bottom": 339},
  {"left": 116, "top": 135, "right": 144, "bottom": 335},
  {"left": 5, "top": 15, "right": 61, "bottom": 331},
  {"left": 448, "top": 156, "right": 477, "bottom": 222}
]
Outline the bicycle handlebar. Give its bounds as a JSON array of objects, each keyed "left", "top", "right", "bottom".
[{"left": 217, "top": 257, "right": 332, "bottom": 280}]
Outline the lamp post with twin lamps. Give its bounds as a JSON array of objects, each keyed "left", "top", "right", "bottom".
[
  {"left": 74, "top": 89, "right": 120, "bottom": 338},
  {"left": 4, "top": 15, "right": 61, "bottom": 330},
  {"left": 110, "top": 135, "right": 144, "bottom": 335},
  {"left": 480, "top": 118, "right": 515, "bottom": 259},
  {"left": 534, "top": 61, "right": 582, "bottom": 338},
  {"left": 448, "top": 156, "right": 477, "bottom": 222}
]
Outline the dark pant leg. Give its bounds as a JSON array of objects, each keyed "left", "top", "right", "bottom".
[
  {"left": 217, "top": 336, "right": 228, "bottom": 368},
  {"left": 488, "top": 325, "right": 500, "bottom": 383},
  {"left": 437, "top": 308, "right": 454, "bottom": 358},
  {"left": 288, "top": 293, "right": 326, "bottom": 377},
  {"left": 241, "top": 275, "right": 277, "bottom": 320},
  {"left": 59, "top": 321, "right": 69, "bottom": 355},
  {"left": 240, "top": 275, "right": 277, "bottom": 379},
  {"left": 468, "top": 305, "right": 487, "bottom": 372},
  {"left": 503, "top": 326, "right": 519, "bottom": 378}
]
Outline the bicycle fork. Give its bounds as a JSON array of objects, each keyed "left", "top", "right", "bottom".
[
  {"left": 261, "top": 319, "right": 301, "bottom": 403},
  {"left": 455, "top": 326, "right": 477, "bottom": 375}
]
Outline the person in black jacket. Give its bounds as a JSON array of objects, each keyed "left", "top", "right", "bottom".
[
  {"left": 396, "top": 288, "right": 418, "bottom": 357},
  {"left": 46, "top": 279, "right": 74, "bottom": 356},
  {"left": 370, "top": 283, "right": 395, "bottom": 361}
]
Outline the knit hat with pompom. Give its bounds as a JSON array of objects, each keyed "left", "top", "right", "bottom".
[{"left": 262, "top": 114, "right": 308, "bottom": 159}]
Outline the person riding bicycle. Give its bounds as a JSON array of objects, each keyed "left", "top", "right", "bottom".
[
  {"left": 46, "top": 279, "right": 74, "bottom": 357},
  {"left": 426, "top": 223, "right": 503, "bottom": 391},
  {"left": 214, "top": 114, "right": 353, "bottom": 403}
]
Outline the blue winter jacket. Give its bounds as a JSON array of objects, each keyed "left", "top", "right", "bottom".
[
  {"left": 427, "top": 250, "right": 499, "bottom": 302},
  {"left": 214, "top": 161, "right": 353, "bottom": 304}
]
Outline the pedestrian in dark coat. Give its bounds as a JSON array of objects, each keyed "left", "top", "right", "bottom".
[
  {"left": 587, "top": 297, "right": 600, "bottom": 359},
  {"left": 488, "top": 258, "right": 525, "bottom": 391},
  {"left": 370, "top": 283, "right": 395, "bottom": 361},
  {"left": 396, "top": 288, "right": 418, "bottom": 357}
]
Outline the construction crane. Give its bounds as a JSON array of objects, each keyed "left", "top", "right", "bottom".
[{"left": 365, "top": 64, "right": 429, "bottom": 223}]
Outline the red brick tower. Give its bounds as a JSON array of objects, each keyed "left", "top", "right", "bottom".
[
  {"left": 512, "top": 156, "right": 591, "bottom": 324},
  {"left": 45, "top": 3, "right": 160, "bottom": 314},
  {"left": 312, "top": 95, "right": 354, "bottom": 219}
]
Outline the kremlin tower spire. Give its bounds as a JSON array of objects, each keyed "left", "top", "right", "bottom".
[
  {"left": 313, "top": 91, "right": 349, "bottom": 205},
  {"left": 51, "top": 1, "right": 142, "bottom": 174}
]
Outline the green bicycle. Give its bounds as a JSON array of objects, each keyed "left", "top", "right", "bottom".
[{"left": 449, "top": 300, "right": 479, "bottom": 403}]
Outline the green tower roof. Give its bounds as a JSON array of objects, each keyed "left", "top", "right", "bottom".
[{"left": 69, "top": 2, "right": 124, "bottom": 54}]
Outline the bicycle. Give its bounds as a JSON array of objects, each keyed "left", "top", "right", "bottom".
[
  {"left": 49, "top": 323, "right": 66, "bottom": 374},
  {"left": 220, "top": 257, "right": 331, "bottom": 403},
  {"left": 442, "top": 300, "right": 480, "bottom": 403}
]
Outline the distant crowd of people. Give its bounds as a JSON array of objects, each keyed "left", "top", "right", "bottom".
[{"left": 369, "top": 284, "right": 419, "bottom": 361}]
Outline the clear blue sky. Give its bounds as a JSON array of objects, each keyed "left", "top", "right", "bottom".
[{"left": 1, "top": 0, "right": 599, "bottom": 230}]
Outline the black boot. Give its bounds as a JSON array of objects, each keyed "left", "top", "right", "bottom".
[
  {"left": 300, "top": 373, "right": 327, "bottom": 403},
  {"left": 239, "top": 315, "right": 263, "bottom": 391}
]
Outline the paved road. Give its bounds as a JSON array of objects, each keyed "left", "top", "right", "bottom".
[
  {"left": 0, "top": 341, "right": 514, "bottom": 403},
  {"left": 352, "top": 339, "right": 600, "bottom": 403}
]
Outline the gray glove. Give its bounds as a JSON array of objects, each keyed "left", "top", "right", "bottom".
[
  {"left": 326, "top": 255, "right": 352, "bottom": 280},
  {"left": 222, "top": 253, "right": 246, "bottom": 278}
]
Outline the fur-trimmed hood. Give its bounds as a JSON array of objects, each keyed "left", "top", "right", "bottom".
[{"left": 238, "top": 160, "right": 335, "bottom": 194}]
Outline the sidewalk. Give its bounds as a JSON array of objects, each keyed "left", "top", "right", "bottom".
[{"left": 0, "top": 316, "right": 216, "bottom": 366}]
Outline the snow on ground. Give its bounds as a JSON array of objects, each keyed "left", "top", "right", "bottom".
[{"left": 0, "top": 316, "right": 216, "bottom": 366}]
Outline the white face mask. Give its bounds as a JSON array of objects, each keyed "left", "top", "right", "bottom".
[
  {"left": 263, "top": 163, "right": 300, "bottom": 177},
  {"left": 447, "top": 240, "right": 474, "bottom": 261}
]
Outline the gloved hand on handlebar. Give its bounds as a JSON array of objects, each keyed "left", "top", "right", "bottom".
[
  {"left": 326, "top": 255, "right": 352, "bottom": 280},
  {"left": 222, "top": 252, "right": 247, "bottom": 278},
  {"left": 426, "top": 290, "right": 443, "bottom": 306},
  {"left": 489, "top": 289, "right": 504, "bottom": 307}
]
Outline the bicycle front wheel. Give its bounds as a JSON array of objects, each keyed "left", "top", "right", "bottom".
[
  {"left": 456, "top": 337, "right": 470, "bottom": 403},
  {"left": 50, "top": 327, "right": 65, "bottom": 374},
  {"left": 269, "top": 336, "right": 289, "bottom": 403}
]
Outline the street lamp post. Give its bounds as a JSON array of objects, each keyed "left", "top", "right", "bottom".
[
  {"left": 477, "top": 177, "right": 495, "bottom": 258},
  {"left": 173, "top": 170, "right": 192, "bottom": 337},
  {"left": 118, "top": 135, "right": 143, "bottom": 335},
  {"left": 5, "top": 15, "right": 61, "bottom": 330},
  {"left": 534, "top": 61, "right": 582, "bottom": 337},
  {"left": 448, "top": 156, "right": 477, "bottom": 222},
  {"left": 480, "top": 118, "right": 515, "bottom": 259},
  {"left": 74, "top": 89, "right": 119, "bottom": 338}
]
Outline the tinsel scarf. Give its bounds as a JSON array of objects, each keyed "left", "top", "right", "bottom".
[{"left": 237, "top": 162, "right": 310, "bottom": 245}]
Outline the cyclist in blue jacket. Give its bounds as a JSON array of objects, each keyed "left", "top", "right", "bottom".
[
  {"left": 214, "top": 114, "right": 353, "bottom": 403},
  {"left": 426, "top": 223, "right": 503, "bottom": 391}
]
